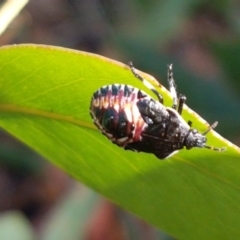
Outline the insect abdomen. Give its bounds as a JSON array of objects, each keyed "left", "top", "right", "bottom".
[{"left": 90, "top": 84, "right": 148, "bottom": 145}]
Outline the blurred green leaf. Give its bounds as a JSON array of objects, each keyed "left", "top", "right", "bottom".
[
  {"left": 116, "top": 0, "right": 199, "bottom": 47},
  {"left": 0, "top": 44, "right": 239, "bottom": 240},
  {"left": 0, "top": 134, "right": 44, "bottom": 176},
  {"left": 211, "top": 40, "right": 240, "bottom": 91},
  {"left": 0, "top": 211, "right": 35, "bottom": 240},
  {"left": 41, "top": 184, "right": 100, "bottom": 240}
]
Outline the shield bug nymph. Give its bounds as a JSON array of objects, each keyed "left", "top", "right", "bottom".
[{"left": 90, "top": 62, "right": 226, "bottom": 159}]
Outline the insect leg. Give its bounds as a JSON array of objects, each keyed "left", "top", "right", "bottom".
[
  {"left": 129, "top": 62, "right": 164, "bottom": 104},
  {"left": 187, "top": 120, "right": 192, "bottom": 127},
  {"left": 168, "top": 64, "right": 178, "bottom": 110},
  {"left": 177, "top": 94, "right": 186, "bottom": 115}
]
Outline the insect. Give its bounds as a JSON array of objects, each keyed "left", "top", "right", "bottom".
[{"left": 90, "top": 62, "right": 226, "bottom": 159}]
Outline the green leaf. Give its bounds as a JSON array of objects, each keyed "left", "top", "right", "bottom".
[{"left": 0, "top": 44, "right": 239, "bottom": 240}]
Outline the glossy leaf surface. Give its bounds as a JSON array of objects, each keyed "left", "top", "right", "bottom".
[{"left": 0, "top": 44, "right": 239, "bottom": 240}]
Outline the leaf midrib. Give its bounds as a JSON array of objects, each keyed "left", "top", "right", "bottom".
[
  {"left": 1, "top": 103, "right": 240, "bottom": 193},
  {"left": 0, "top": 103, "right": 94, "bottom": 130}
]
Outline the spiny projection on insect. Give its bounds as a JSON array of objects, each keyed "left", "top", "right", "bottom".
[{"left": 90, "top": 62, "right": 226, "bottom": 159}]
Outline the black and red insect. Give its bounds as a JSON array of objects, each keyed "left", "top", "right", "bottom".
[{"left": 90, "top": 62, "right": 225, "bottom": 159}]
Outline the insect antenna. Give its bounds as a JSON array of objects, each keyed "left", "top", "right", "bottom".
[
  {"left": 202, "top": 121, "right": 226, "bottom": 152},
  {"left": 202, "top": 121, "right": 218, "bottom": 136},
  {"left": 204, "top": 145, "right": 226, "bottom": 152}
]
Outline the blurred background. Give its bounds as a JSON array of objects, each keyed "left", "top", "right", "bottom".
[{"left": 0, "top": 0, "right": 240, "bottom": 239}]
